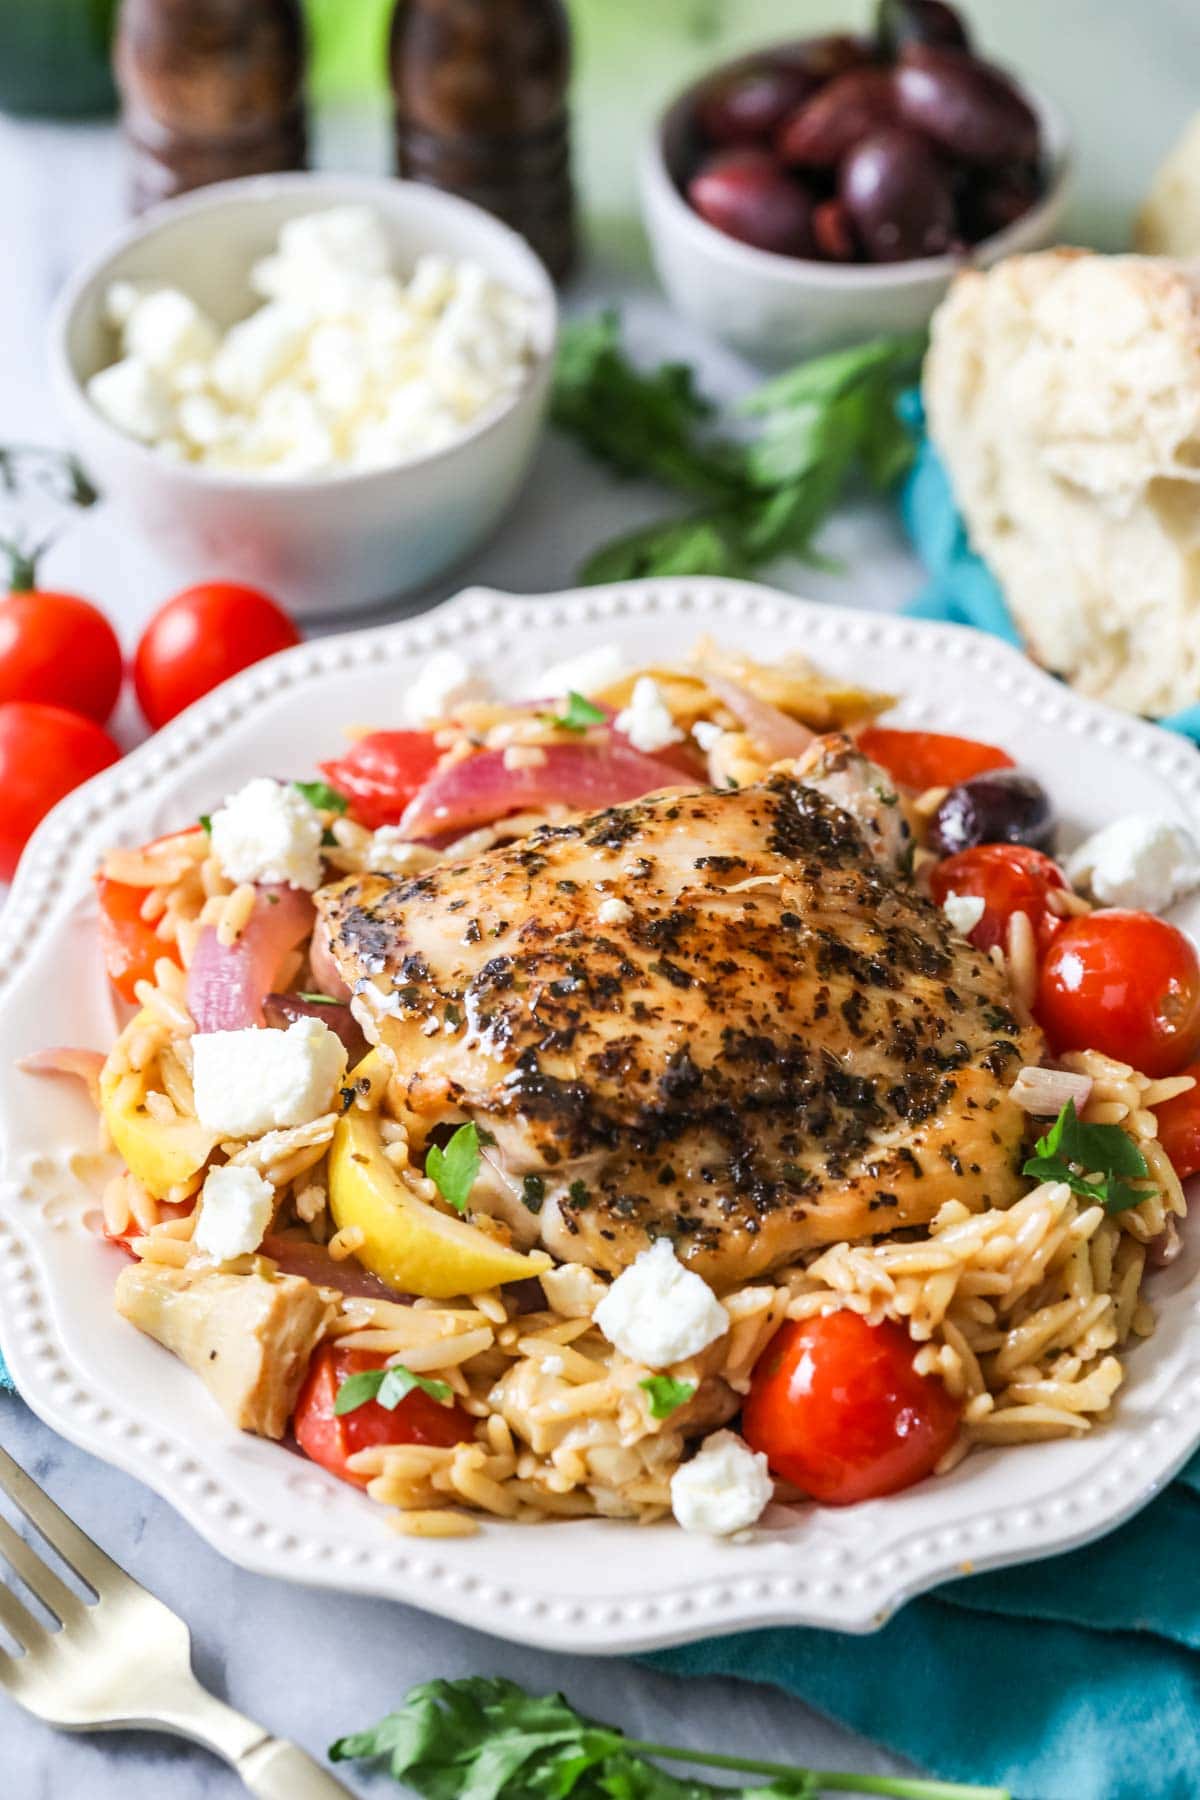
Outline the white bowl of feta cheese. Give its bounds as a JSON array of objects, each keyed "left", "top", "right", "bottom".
[{"left": 50, "top": 173, "right": 558, "bottom": 617}]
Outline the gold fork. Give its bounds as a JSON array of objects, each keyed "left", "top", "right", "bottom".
[{"left": 0, "top": 1442, "right": 352, "bottom": 1796}]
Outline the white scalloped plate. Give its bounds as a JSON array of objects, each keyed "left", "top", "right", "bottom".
[{"left": 3, "top": 578, "right": 1200, "bottom": 1652}]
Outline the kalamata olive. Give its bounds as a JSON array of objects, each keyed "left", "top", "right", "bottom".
[
  {"left": 877, "top": 0, "right": 970, "bottom": 58},
  {"left": 839, "top": 126, "right": 955, "bottom": 262},
  {"left": 263, "top": 991, "right": 369, "bottom": 1064},
  {"left": 894, "top": 44, "right": 1040, "bottom": 166},
  {"left": 695, "top": 63, "right": 817, "bottom": 147},
  {"left": 812, "top": 196, "right": 859, "bottom": 261},
  {"left": 773, "top": 33, "right": 876, "bottom": 86},
  {"left": 776, "top": 68, "right": 897, "bottom": 170},
  {"left": 687, "top": 149, "right": 815, "bottom": 256},
  {"left": 927, "top": 769, "right": 1058, "bottom": 858},
  {"left": 958, "top": 164, "right": 1042, "bottom": 242}
]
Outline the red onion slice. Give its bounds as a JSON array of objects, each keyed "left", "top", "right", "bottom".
[
  {"left": 19, "top": 1047, "right": 105, "bottom": 1107},
  {"left": 261, "top": 1234, "right": 407, "bottom": 1301},
  {"left": 1010, "top": 1066, "right": 1094, "bottom": 1118},
  {"left": 187, "top": 885, "right": 315, "bottom": 1033},
  {"left": 701, "top": 673, "right": 817, "bottom": 760},
  {"left": 399, "top": 738, "right": 688, "bottom": 841}
]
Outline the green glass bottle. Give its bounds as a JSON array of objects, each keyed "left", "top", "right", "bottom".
[{"left": 0, "top": 0, "right": 119, "bottom": 117}]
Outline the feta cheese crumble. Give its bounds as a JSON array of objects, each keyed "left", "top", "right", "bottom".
[
  {"left": 518, "top": 643, "right": 626, "bottom": 701},
  {"left": 86, "top": 205, "right": 538, "bottom": 478},
  {"left": 194, "top": 1164, "right": 275, "bottom": 1263},
  {"left": 597, "top": 896, "right": 632, "bottom": 926},
  {"left": 192, "top": 1019, "right": 348, "bottom": 1140},
  {"left": 1067, "top": 815, "right": 1200, "bottom": 915},
  {"left": 594, "top": 1238, "right": 728, "bottom": 1368},
  {"left": 209, "top": 778, "right": 325, "bottom": 891},
  {"left": 669, "top": 1431, "right": 774, "bottom": 1537},
  {"left": 942, "top": 890, "right": 986, "bottom": 937},
  {"left": 692, "top": 720, "right": 724, "bottom": 752},
  {"left": 614, "top": 677, "right": 684, "bottom": 755},
  {"left": 402, "top": 649, "right": 488, "bottom": 725}
]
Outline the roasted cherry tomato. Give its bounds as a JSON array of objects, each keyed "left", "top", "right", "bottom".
[
  {"left": 96, "top": 872, "right": 182, "bottom": 1003},
  {"left": 318, "top": 730, "right": 442, "bottom": 829},
  {"left": 0, "top": 702, "right": 121, "bottom": 882},
  {"left": 1153, "top": 1063, "right": 1200, "bottom": 1182},
  {"left": 1036, "top": 911, "right": 1200, "bottom": 1080},
  {"left": 928, "top": 843, "right": 1068, "bottom": 953},
  {"left": 292, "top": 1345, "right": 475, "bottom": 1488},
  {"left": 742, "top": 1313, "right": 961, "bottom": 1505},
  {"left": 134, "top": 582, "right": 300, "bottom": 731},
  {"left": 0, "top": 586, "right": 123, "bottom": 723},
  {"left": 857, "top": 725, "right": 1014, "bottom": 792}
]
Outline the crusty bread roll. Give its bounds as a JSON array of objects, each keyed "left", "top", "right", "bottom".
[
  {"left": 924, "top": 249, "right": 1200, "bottom": 716},
  {"left": 1137, "top": 116, "right": 1200, "bottom": 256}
]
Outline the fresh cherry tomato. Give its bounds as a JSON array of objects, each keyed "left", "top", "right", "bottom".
[
  {"left": 319, "top": 730, "right": 442, "bottom": 829},
  {"left": 742, "top": 1313, "right": 961, "bottom": 1505},
  {"left": 0, "top": 588, "right": 123, "bottom": 723},
  {"left": 96, "top": 872, "right": 181, "bottom": 1003},
  {"left": 1153, "top": 1063, "right": 1200, "bottom": 1181},
  {"left": 1037, "top": 911, "right": 1200, "bottom": 1080},
  {"left": 857, "top": 726, "right": 1015, "bottom": 792},
  {"left": 292, "top": 1345, "right": 475, "bottom": 1488},
  {"left": 928, "top": 842, "right": 1067, "bottom": 953},
  {"left": 134, "top": 582, "right": 300, "bottom": 731},
  {"left": 0, "top": 702, "right": 121, "bottom": 882}
]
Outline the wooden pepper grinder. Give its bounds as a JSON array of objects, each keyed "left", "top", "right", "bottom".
[
  {"left": 114, "top": 0, "right": 307, "bottom": 213},
  {"left": 389, "top": 0, "right": 576, "bottom": 283}
]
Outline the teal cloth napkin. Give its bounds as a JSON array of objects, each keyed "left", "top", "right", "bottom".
[{"left": 652, "top": 396, "right": 1200, "bottom": 1800}]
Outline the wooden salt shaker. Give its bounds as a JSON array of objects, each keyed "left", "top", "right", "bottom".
[
  {"left": 389, "top": 0, "right": 576, "bottom": 283},
  {"left": 114, "top": 0, "right": 307, "bottom": 213}
]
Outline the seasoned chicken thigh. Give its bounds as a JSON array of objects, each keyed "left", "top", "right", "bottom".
[{"left": 315, "top": 774, "right": 1041, "bottom": 1287}]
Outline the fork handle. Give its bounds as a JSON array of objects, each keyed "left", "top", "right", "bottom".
[{"left": 237, "top": 1735, "right": 355, "bottom": 1797}]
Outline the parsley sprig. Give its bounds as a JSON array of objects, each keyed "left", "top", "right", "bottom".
[
  {"left": 331, "top": 1676, "right": 1010, "bottom": 1799},
  {"left": 334, "top": 1364, "right": 453, "bottom": 1416},
  {"left": 639, "top": 1375, "right": 696, "bottom": 1420},
  {"left": 1022, "top": 1100, "right": 1154, "bottom": 1215},
  {"left": 551, "top": 314, "right": 923, "bottom": 584},
  {"left": 426, "top": 1122, "right": 482, "bottom": 1214},
  {"left": 541, "top": 690, "right": 608, "bottom": 733},
  {"left": 293, "top": 778, "right": 349, "bottom": 815}
]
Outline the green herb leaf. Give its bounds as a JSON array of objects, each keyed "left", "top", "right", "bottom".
[
  {"left": 554, "top": 319, "right": 924, "bottom": 585},
  {"left": 521, "top": 1173, "right": 546, "bottom": 1214},
  {"left": 425, "top": 1122, "right": 481, "bottom": 1214},
  {"left": 542, "top": 691, "right": 607, "bottom": 733},
  {"left": 199, "top": 813, "right": 212, "bottom": 835},
  {"left": 1023, "top": 1099, "right": 1155, "bottom": 1215},
  {"left": 330, "top": 1675, "right": 1011, "bottom": 1800},
  {"left": 638, "top": 1376, "right": 696, "bottom": 1420},
  {"left": 293, "top": 778, "right": 349, "bottom": 815},
  {"left": 297, "top": 992, "right": 340, "bottom": 1005},
  {"left": 334, "top": 1364, "right": 453, "bottom": 1417}
]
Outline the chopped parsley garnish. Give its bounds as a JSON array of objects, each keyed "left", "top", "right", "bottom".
[
  {"left": 638, "top": 1375, "right": 696, "bottom": 1420},
  {"left": 198, "top": 813, "right": 212, "bottom": 834},
  {"left": 425, "top": 1122, "right": 481, "bottom": 1214},
  {"left": 334, "top": 1364, "right": 453, "bottom": 1416},
  {"left": 293, "top": 778, "right": 349, "bottom": 815},
  {"left": 541, "top": 690, "right": 607, "bottom": 733},
  {"left": 521, "top": 1173, "right": 546, "bottom": 1214},
  {"left": 1023, "top": 1099, "right": 1154, "bottom": 1215},
  {"left": 568, "top": 1178, "right": 590, "bottom": 1210},
  {"left": 297, "top": 992, "right": 340, "bottom": 1005}
]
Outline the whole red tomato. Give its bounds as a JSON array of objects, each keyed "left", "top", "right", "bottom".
[
  {"left": 1036, "top": 911, "right": 1200, "bottom": 1079},
  {"left": 1153, "top": 1063, "right": 1200, "bottom": 1181},
  {"left": 292, "top": 1345, "right": 474, "bottom": 1488},
  {"left": 134, "top": 582, "right": 300, "bottom": 731},
  {"left": 742, "top": 1312, "right": 961, "bottom": 1505},
  {"left": 0, "top": 588, "right": 123, "bottom": 723},
  {"left": 0, "top": 703, "right": 121, "bottom": 881},
  {"left": 928, "top": 843, "right": 1068, "bottom": 953}
]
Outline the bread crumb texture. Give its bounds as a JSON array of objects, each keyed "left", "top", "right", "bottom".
[{"left": 925, "top": 249, "right": 1200, "bottom": 715}]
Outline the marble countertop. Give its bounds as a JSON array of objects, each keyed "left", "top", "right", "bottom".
[{"left": 3, "top": 3, "right": 1200, "bottom": 1793}]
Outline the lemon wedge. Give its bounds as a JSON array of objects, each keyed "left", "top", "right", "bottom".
[{"left": 328, "top": 1107, "right": 549, "bottom": 1298}]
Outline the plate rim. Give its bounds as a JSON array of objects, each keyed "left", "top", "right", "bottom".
[{"left": 3, "top": 574, "right": 1200, "bottom": 1653}]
